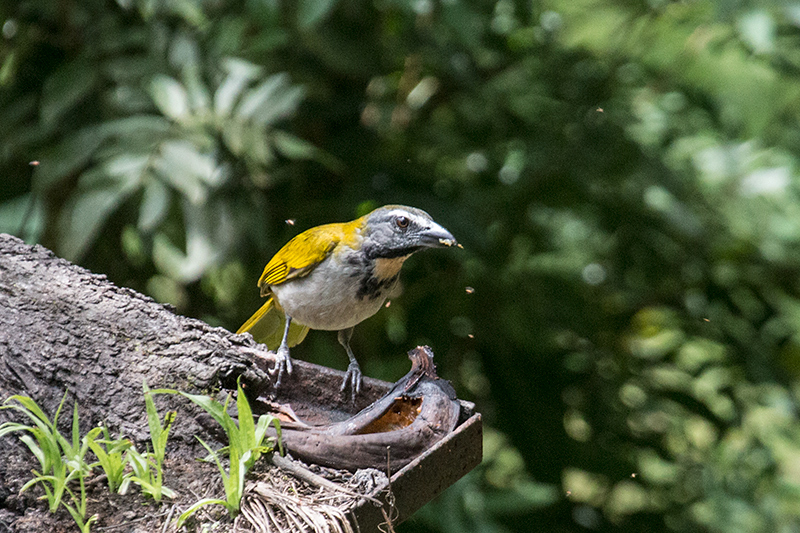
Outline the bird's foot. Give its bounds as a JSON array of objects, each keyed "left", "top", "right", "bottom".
[
  {"left": 340, "top": 361, "right": 363, "bottom": 402},
  {"left": 271, "top": 346, "right": 293, "bottom": 388}
]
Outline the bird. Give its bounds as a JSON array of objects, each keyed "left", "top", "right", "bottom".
[{"left": 237, "top": 205, "right": 458, "bottom": 397}]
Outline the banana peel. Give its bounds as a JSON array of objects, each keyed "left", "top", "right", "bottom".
[{"left": 268, "top": 346, "right": 461, "bottom": 473}]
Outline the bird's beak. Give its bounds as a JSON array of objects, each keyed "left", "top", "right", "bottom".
[{"left": 419, "top": 222, "right": 458, "bottom": 248}]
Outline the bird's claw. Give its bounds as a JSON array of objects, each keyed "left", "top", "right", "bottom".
[
  {"left": 271, "top": 347, "right": 293, "bottom": 389},
  {"left": 340, "top": 362, "right": 362, "bottom": 402}
]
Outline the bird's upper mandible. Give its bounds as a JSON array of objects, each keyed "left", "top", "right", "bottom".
[{"left": 358, "top": 205, "right": 457, "bottom": 259}]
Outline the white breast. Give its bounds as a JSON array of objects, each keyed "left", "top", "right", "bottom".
[{"left": 269, "top": 248, "right": 401, "bottom": 331}]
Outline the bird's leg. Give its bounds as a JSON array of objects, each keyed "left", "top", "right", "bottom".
[
  {"left": 273, "top": 315, "right": 294, "bottom": 388},
  {"left": 338, "top": 327, "right": 362, "bottom": 399}
]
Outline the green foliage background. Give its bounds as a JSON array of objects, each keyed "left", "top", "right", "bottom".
[{"left": 4, "top": 0, "right": 800, "bottom": 531}]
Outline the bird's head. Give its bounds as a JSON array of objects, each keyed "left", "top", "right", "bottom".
[{"left": 361, "top": 205, "right": 458, "bottom": 259}]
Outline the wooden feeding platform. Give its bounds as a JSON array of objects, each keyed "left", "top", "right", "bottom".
[{"left": 250, "top": 349, "right": 483, "bottom": 530}]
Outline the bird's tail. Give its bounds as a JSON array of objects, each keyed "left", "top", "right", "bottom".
[{"left": 236, "top": 297, "right": 310, "bottom": 350}]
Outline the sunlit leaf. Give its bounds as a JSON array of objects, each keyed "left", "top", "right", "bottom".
[
  {"left": 152, "top": 140, "right": 216, "bottom": 204},
  {"left": 168, "top": 0, "right": 209, "bottom": 28},
  {"left": 152, "top": 200, "right": 231, "bottom": 282},
  {"left": 252, "top": 84, "right": 304, "bottom": 127},
  {"left": 236, "top": 73, "right": 304, "bottom": 128},
  {"left": 150, "top": 75, "right": 190, "bottom": 122},
  {"left": 214, "top": 58, "right": 262, "bottom": 117},
  {"left": 737, "top": 10, "right": 775, "bottom": 55},
  {"left": 221, "top": 120, "right": 247, "bottom": 156},
  {"left": 100, "top": 154, "right": 150, "bottom": 187},
  {"left": 0, "top": 51, "right": 16, "bottom": 86}
]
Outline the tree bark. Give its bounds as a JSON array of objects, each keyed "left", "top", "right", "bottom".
[{"left": 0, "top": 232, "right": 268, "bottom": 450}]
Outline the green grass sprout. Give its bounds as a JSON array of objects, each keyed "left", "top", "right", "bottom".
[
  {"left": 0, "top": 392, "right": 69, "bottom": 480},
  {"left": 163, "top": 379, "right": 282, "bottom": 527},
  {"left": 120, "top": 381, "right": 176, "bottom": 501},
  {"left": 1, "top": 392, "right": 99, "bottom": 531},
  {"left": 85, "top": 425, "right": 132, "bottom": 493}
]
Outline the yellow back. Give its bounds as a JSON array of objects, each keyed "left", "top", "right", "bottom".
[
  {"left": 237, "top": 215, "right": 366, "bottom": 348},
  {"left": 257, "top": 217, "right": 365, "bottom": 293}
]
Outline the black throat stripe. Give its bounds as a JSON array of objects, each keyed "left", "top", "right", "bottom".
[
  {"left": 357, "top": 271, "right": 400, "bottom": 300},
  {"left": 363, "top": 242, "right": 423, "bottom": 260}
]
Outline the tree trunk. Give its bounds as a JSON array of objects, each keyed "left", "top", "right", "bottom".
[{"left": 0, "top": 233, "right": 268, "bottom": 450}]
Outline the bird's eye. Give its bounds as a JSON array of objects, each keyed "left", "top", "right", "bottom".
[{"left": 395, "top": 216, "right": 410, "bottom": 229}]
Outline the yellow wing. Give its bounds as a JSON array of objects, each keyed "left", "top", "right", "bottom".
[
  {"left": 236, "top": 297, "right": 310, "bottom": 349},
  {"left": 257, "top": 219, "right": 363, "bottom": 294},
  {"left": 238, "top": 217, "right": 364, "bottom": 348}
]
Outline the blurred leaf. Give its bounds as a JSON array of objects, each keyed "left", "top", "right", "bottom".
[
  {"left": 0, "top": 194, "right": 44, "bottom": 242},
  {"left": 33, "top": 127, "right": 111, "bottom": 191},
  {"left": 271, "top": 130, "right": 316, "bottom": 160},
  {"left": 96, "top": 154, "right": 149, "bottom": 188},
  {"left": 273, "top": 130, "right": 345, "bottom": 172},
  {"left": 146, "top": 274, "right": 188, "bottom": 309},
  {"left": 220, "top": 119, "right": 248, "bottom": 157},
  {"left": 201, "top": 261, "right": 246, "bottom": 308},
  {"left": 183, "top": 66, "right": 212, "bottom": 114},
  {"left": 153, "top": 140, "right": 220, "bottom": 204},
  {"left": 40, "top": 58, "right": 98, "bottom": 128},
  {"left": 236, "top": 73, "right": 288, "bottom": 121},
  {"left": 214, "top": 59, "right": 262, "bottom": 117},
  {"left": 604, "top": 481, "right": 649, "bottom": 519},
  {"left": 0, "top": 51, "right": 16, "bottom": 86},
  {"left": 152, "top": 199, "right": 233, "bottom": 282},
  {"left": 168, "top": 0, "right": 209, "bottom": 28},
  {"left": 149, "top": 75, "right": 190, "bottom": 122},
  {"left": 121, "top": 224, "right": 147, "bottom": 266},
  {"left": 297, "top": 0, "right": 339, "bottom": 29},
  {"left": 738, "top": 11, "right": 775, "bottom": 55},
  {"left": 153, "top": 231, "right": 213, "bottom": 283},
  {"left": 58, "top": 178, "right": 138, "bottom": 260},
  {"left": 138, "top": 178, "right": 172, "bottom": 232},
  {"left": 237, "top": 73, "right": 305, "bottom": 127}
]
